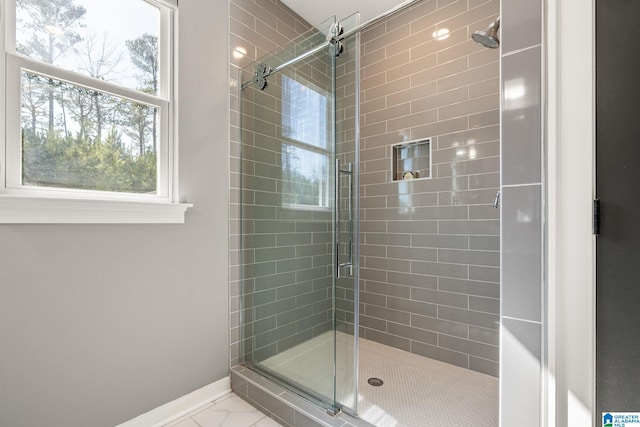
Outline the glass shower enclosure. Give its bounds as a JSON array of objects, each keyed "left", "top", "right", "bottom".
[{"left": 238, "top": 16, "right": 360, "bottom": 415}]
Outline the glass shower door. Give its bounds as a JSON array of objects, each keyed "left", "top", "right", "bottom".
[
  {"left": 333, "top": 13, "right": 360, "bottom": 415},
  {"left": 239, "top": 16, "right": 358, "bottom": 415}
]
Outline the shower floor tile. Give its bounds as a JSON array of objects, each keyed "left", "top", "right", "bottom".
[{"left": 261, "top": 331, "right": 498, "bottom": 427}]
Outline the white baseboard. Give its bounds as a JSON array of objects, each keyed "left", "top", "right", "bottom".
[{"left": 116, "top": 376, "right": 231, "bottom": 427}]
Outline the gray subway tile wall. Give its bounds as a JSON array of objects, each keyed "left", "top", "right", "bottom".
[
  {"left": 358, "top": 0, "right": 500, "bottom": 376},
  {"left": 500, "top": 0, "right": 541, "bottom": 55},
  {"left": 499, "top": 0, "right": 544, "bottom": 424},
  {"left": 227, "top": 1, "right": 548, "bottom": 426},
  {"left": 335, "top": 18, "right": 361, "bottom": 337},
  {"left": 501, "top": 185, "right": 542, "bottom": 322},
  {"left": 501, "top": 47, "right": 542, "bottom": 185},
  {"left": 230, "top": 4, "right": 363, "bottom": 421},
  {"left": 229, "top": 0, "right": 314, "bottom": 369},
  {"left": 241, "top": 53, "right": 337, "bottom": 361}
]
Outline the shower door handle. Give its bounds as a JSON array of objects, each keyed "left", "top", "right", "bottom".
[{"left": 335, "top": 159, "right": 354, "bottom": 278}]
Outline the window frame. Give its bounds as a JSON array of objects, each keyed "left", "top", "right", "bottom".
[
  {"left": 280, "top": 139, "right": 332, "bottom": 211},
  {"left": 0, "top": 0, "right": 190, "bottom": 223},
  {"left": 279, "top": 73, "right": 332, "bottom": 211}
]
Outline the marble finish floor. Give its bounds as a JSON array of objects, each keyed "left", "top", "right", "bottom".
[
  {"left": 165, "top": 393, "right": 282, "bottom": 427},
  {"left": 170, "top": 331, "right": 498, "bottom": 427}
]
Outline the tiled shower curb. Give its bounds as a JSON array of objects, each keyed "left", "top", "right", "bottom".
[{"left": 231, "top": 366, "right": 373, "bottom": 427}]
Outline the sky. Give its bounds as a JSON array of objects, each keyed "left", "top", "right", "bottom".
[
  {"left": 15, "top": 0, "right": 164, "bottom": 151},
  {"left": 16, "top": 0, "right": 160, "bottom": 90},
  {"left": 83, "top": 0, "right": 159, "bottom": 53}
]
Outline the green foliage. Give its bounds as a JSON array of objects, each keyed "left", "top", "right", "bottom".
[
  {"left": 282, "top": 168, "right": 322, "bottom": 206},
  {"left": 17, "top": 1, "right": 162, "bottom": 194},
  {"left": 126, "top": 33, "right": 159, "bottom": 152},
  {"left": 125, "top": 34, "right": 158, "bottom": 94},
  {"left": 22, "top": 127, "right": 156, "bottom": 193},
  {"left": 280, "top": 144, "right": 327, "bottom": 207}
]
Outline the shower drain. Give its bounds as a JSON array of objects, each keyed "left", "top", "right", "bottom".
[{"left": 367, "top": 377, "right": 384, "bottom": 387}]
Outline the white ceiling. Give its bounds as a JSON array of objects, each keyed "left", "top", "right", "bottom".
[{"left": 280, "top": 0, "right": 409, "bottom": 27}]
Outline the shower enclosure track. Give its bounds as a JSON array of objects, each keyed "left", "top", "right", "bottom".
[{"left": 240, "top": 0, "right": 422, "bottom": 90}]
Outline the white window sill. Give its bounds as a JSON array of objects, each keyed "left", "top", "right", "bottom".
[{"left": 0, "top": 195, "right": 192, "bottom": 224}]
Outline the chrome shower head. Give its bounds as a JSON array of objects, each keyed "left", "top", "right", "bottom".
[{"left": 472, "top": 17, "right": 500, "bottom": 49}]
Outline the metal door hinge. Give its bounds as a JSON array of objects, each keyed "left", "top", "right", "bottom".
[{"left": 594, "top": 198, "right": 600, "bottom": 235}]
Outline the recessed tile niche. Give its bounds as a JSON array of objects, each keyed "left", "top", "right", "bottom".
[{"left": 391, "top": 138, "right": 432, "bottom": 181}]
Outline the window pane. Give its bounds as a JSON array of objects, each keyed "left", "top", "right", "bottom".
[
  {"left": 15, "top": 0, "right": 160, "bottom": 95},
  {"left": 21, "top": 71, "right": 158, "bottom": 194},
  {"left": 281, "top": 145, "right": 329, "bottom": 208},
  {"left": 281, "top": 75, "right": 329, "bottom": 150}
]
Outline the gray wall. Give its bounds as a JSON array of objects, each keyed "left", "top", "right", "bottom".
[
  {"left": 499, "top": 0, "right": 544, "bottom": 425},
  {"left": 230, "top": 0, "right": 502, "bottom": 377},
  {"left": 229, "top": 0, "right": 314, "bottom": 367},
  {"left": 238, "top": 56, "right": 335, "bottom": 363},
  {"left": 358, "top": 0, "right": 500, "bottom": 376},
  {"left": 228, "top": 0, "right": 550, "bottom": 425},
  {"left": 334, "top": 31, "right": 359, "bottom": 335},
  {"left": 0, "top": 1, "right": 230, "bottom": 426}
]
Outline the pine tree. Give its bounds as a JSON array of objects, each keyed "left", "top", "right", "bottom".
[
  {"left": 126, "top": 34, "right": 159, "bottom": 153},
  {"left": 16, "top": 0, "right": 86, "bottom": 130}
]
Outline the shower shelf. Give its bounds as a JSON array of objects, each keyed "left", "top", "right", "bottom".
[{"left": 391, "top": 138, "right": 432, "bottom": 182}]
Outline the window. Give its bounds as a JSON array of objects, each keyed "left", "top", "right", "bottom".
[
  {"left": 280, "top": 74, "right": 330, "bottom": 210},
  {"left": 0, "top": 0, "right": 189, "bottom": 223}
]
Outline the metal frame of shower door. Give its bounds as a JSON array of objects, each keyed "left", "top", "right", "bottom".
[
  {"left": 238, "top": 58, "right": 337, "bottom": 416},
  {"left": 240, "top": 0, "right": 423, "bottom": 90},
  {"left": 350, "top": 25, "right": 362, "bottom": 419},
  {"left": 331, "top": 47, "right": 340, "bottom": 417},
  {"left": 239, "top": 34, "right": 360, "bottom": 418},
  {"left": 238, "top": 0, "right": 430, "bottom": 417},
  {"left": 240, "top": 41, "right": 330, "bottom": 90}
]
